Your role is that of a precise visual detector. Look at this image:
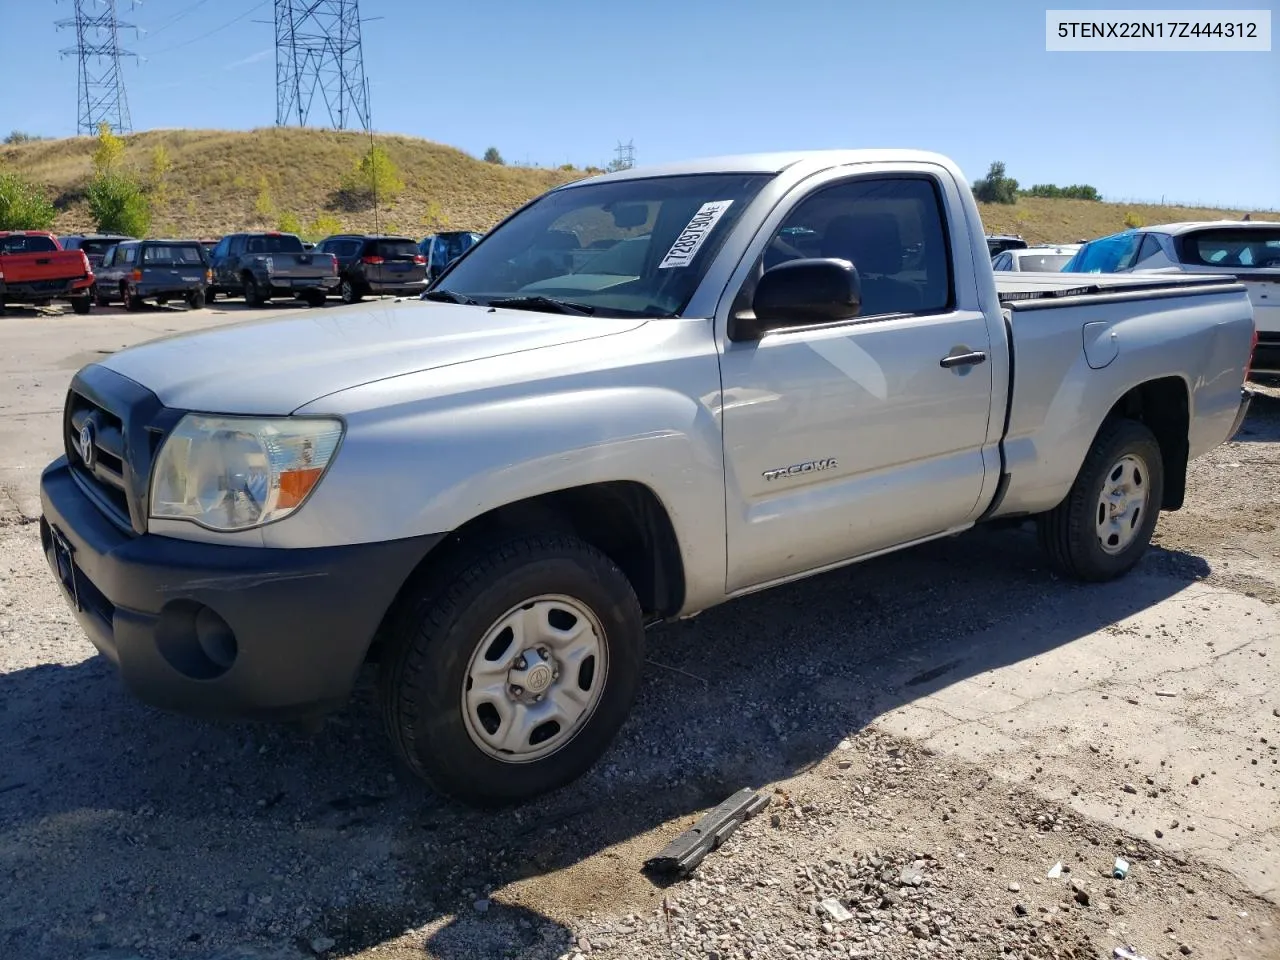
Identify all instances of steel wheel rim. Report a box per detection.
[461,594,608,764]
[1096,453,1149,555]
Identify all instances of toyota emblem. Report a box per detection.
[78,422,96,470]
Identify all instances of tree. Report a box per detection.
[86,122,150,236]
[482,146,504,165]
[305,212,342,242]
[0,172,56,230]
[972,160,1019,205]
[338,144,404,207]
[277,211,303,235]
[254,174,276,221]
[1026,183,1101,201]
[4,131,45,145]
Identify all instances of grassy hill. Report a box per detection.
[1,127,1272,242]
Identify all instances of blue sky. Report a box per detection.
[5,0,1278,208]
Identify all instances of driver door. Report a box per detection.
[718,171,999,592]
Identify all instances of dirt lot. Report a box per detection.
[1,300,1277,960]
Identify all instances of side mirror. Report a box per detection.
[730,258,862,341]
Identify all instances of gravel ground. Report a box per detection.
[1,306,1277,960]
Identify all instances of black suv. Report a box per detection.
[59,234,135,270]
[314,234,428,304]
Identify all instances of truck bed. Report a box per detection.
[995,271,1239,305]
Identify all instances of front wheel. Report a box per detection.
[340,278,363,304]
[1036,418,1164,582]
[378,535,645,807]
[187,290,206,310]
[243,275,263,306]
[122,284,141,312]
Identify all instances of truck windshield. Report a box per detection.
[0,234,57,254]
[432,173,773,318]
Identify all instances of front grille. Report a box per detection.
[62,365,179,536]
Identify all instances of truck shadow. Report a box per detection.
[0,527,1213,959]
[1234,386,1280,443]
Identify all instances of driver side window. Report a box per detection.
[752,177,954,318]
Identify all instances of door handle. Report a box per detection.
[940,350,987,369]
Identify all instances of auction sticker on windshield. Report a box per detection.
[658,200,734,269]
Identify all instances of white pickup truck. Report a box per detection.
[40,149,1256,806]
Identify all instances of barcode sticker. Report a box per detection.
[658,200,734,269]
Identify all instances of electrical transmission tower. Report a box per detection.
[274,0,370,130]
[57,0,139,135]
[613,140,636,170]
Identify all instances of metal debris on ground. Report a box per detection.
[643,787,770,877]
[818,898,853,923]
[1114,856,1130,879]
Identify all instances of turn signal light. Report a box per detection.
[130,269,142,281]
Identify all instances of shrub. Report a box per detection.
[305,212,342,241]
[1123,212,1145,229]
[483,146,504,165]
[0,172,57,230]
[91,122,125,175]
[4,131,46,145]
[1026,183,1102,201]
[972,161,1019,205]
[277,211,303,234]
[337,145,404,207]
[254,175,275,220]
[87,172,152,236]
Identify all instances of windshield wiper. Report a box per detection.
[487,295,596,316]
[422,289,482,305]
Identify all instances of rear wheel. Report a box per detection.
[122,284,141,312]
[243,274,263,306]
[1036,418,1164,582]
[69,295,91,315]
[340,278,363,304]
[378,534,645,807]
[187,290,206,310]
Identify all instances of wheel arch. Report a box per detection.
[1102,375,1190,510]
[366,480,686,662]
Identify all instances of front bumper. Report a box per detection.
[40,456,443,720]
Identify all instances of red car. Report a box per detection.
[0,231,96,315]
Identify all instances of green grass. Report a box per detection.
[0,127,1272,241]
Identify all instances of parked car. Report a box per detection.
[992,244,1081,272]
[93,239,211,311]
[59,234,135,271]
[315,234,429,303]
[0,231,94,315]
[206,231,338,307]
[1063,221,1279,377]
[39,149,1256,807]
[986,234,1028,257]
[419,230,483,282]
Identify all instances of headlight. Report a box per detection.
[150,415,344,531]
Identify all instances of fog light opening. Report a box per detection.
[156,600,239,680]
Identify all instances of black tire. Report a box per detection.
[378,534,645,807]
[69,295,91,315]
[122,284,141,312]
[206,288,218,303]
[339,278,363,304]
[300,290,326,308]
[1036,418,1164,582]
[187,290,206,310]
[243,274,262,306]
[93,284,111,307]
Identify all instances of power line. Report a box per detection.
[143,0,216,39]
[145,0,270,58]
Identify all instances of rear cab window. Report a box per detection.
[1064,232,1142,273]
[0,234,58,254]
[245,234,304,254]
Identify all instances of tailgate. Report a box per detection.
[272,252,333,278]
[0,251,87,282]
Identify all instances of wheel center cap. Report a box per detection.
[525,664,553,693]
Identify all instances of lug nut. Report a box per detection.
[552,671,559,681]
[533,694,543,703]
[510,685,523,696]
[515,657,527,670]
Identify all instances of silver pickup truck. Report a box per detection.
[39,150,1255,807]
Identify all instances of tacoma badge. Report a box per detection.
[762,458,838,481]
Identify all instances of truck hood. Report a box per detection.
[99,300,648,414]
